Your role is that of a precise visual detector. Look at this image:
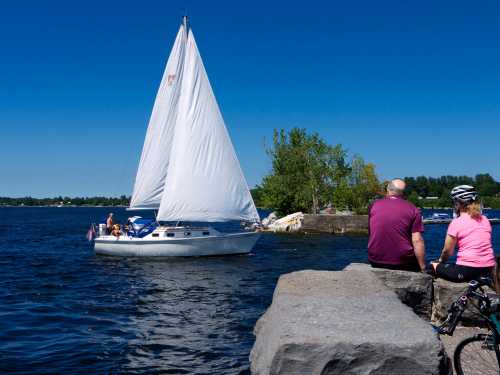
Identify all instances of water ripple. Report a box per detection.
[1,207,498,373]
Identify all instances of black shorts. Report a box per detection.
[370,259,421,272]
[435,263,493,282]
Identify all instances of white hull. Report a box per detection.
[94,231,260,257]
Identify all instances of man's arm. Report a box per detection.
[412,232,426,271]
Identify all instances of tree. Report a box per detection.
[438,189,452,208]
[250,186,264,208]
[402,173,500,208]
[349,155,381,213]
[260,128,350,215]
[407,191,420,206]
[259,128,380,215]
[331,178,352,211]
[475,174,498,197]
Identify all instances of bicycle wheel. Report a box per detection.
[454,334,500,375]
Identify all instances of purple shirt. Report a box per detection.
[368,196,424,265]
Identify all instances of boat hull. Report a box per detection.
[94,231,260,257]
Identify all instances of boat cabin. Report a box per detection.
[150,226,219,239]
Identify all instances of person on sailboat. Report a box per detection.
[106,213,114,234]
[93,16,261,257]
[111,224,122,238]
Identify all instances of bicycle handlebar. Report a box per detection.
[436,277,495,335]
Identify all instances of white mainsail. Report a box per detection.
[95,18,261,258]
[129,25,187,209]
[156,24,259,222]
[130,18,258,222]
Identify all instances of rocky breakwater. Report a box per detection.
[263,213,368,235]
[344,263,433,319]
[250,269,449,375]
[301,214,368,235]
[432,277,496,324]
[345,263,495,326]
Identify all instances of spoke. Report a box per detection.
[457,339,499,375]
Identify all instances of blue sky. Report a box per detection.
[1,0,499,197]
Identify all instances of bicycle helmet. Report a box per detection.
[450,185,478,203]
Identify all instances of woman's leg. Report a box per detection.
[435,263,493,282]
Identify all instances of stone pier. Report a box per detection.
[250,263,494,374]
[250,269,449,375]
[300,214,368,235]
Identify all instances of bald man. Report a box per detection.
[368,179,426,272]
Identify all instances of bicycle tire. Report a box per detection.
[454,334,500,375]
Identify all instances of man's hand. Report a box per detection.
[412,232,426,271]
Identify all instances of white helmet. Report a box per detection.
[450,185,478,203]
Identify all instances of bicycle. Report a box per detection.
[436,276,500,375]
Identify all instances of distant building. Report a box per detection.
[418,196,439,200]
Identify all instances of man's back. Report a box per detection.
[368,196,424,266]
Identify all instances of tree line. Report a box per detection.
[404,174,500,209]
[0,196,130,206]
[251,128,380,215]
[251,128,500,214]
[3,128,500,213]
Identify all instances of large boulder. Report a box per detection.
[262,212,278,227]
[250,270,449,375]
[344,263,433,319]
[431,278,495,325]
[268,212,304,233]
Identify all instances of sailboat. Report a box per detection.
[94,16,261,257]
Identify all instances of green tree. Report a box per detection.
[438,189,452,208]
[260,128,349,214]
[476,173,498,197]
[259,128,380,215]
[331,178,352,211]
[349,155,381,213]
[403,174,500,208]
[250,186,264,207]
[407,191,420,206]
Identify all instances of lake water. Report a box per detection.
[1,207,499,374]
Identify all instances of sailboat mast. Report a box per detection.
[183,15,188,32]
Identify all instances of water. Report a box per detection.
[1,207,499,374]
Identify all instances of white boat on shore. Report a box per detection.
[93,16,260,257]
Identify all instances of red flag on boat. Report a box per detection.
[86,225,96,241]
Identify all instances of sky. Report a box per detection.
[1,0,499,197]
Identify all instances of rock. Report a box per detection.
[431,278,495,325]
[250,270,448,375]
[268,212,304,233]
[344,263,433,319]
[262,212,278,227]
[319,206,336,215]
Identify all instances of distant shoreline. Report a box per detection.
[1,205,496,212]
[0,205,130,208]
[0,196,131,207]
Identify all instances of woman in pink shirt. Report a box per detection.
[431,185,496,282]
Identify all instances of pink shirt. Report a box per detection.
[447,213,495,268]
